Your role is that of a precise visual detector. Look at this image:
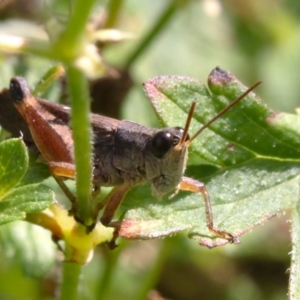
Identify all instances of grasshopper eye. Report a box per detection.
[151,131,176,158]
[174,127,190,142]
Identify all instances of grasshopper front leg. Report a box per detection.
[95,185,131,248]
[9,77,88,223]
[178,177,240,244]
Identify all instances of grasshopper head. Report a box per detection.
[145,126,190,198]
[145,80,262,199]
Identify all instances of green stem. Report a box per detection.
[96,242,126,300]
[289,204,300,299]
[135,240,170,300]
[0,0,97,61]
[124,0,186,68]
[32,65,65,96]
[60,262,82,300]
[66,66,93,225]
[104,0,124,28]
[53,0,98,60]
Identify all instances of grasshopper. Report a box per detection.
[8,76,260,246]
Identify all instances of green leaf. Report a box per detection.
[119,67,300,247]
[19,162,50,186]
[290,204,300,298]
[32,64,64,97]
[0,221,56,277]
[121,159,299,245]
[0,184,54,224]
[18,150,51,186]
[0,138,53,225]
[266,108,300,142]
[0,139,28,198]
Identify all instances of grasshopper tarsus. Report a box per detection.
[230,235,240,244]
[105,222,122,250]
[86,223,97,234]
[71,211,97,234]
[208,226,240,244]
[107,239,119,250]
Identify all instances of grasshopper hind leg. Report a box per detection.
[49,161,98,230]
[49,161,77,213]
[178,176,240,245]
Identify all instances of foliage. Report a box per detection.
[0,0,299,299]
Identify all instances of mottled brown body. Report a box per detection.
[6,76,259,247]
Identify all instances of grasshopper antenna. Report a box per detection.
[185,81,262,146]
[177,102,196,148]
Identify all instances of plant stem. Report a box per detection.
[53,0,98,60]
[32,65,65,96]
[124,0,187,68]
[104,0,124,28]
[66,66,93,225]
[135,241,170,300]
[60,262,82,300]
[289,206,300,299]
[96,243,125,300]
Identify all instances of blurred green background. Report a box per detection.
[0,0,298,299]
